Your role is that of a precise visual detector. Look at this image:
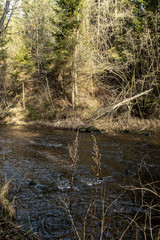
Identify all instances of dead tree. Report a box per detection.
[91,89,153,122]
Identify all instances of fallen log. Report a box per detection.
[91,88,153,122]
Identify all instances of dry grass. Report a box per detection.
[0,181,37,240]
[68,131,79,166]
[0,181,15,219]
[4,115,159,137]
[21,118,86,130]
[92,135,101,179]
[94,117,160,133]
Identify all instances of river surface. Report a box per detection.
[0,125,160,239]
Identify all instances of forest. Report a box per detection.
[0,0,160,131]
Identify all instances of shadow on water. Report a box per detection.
[0,125,160,239]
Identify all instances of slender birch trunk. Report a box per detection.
[72,9,79,110]
[22,81,25,111]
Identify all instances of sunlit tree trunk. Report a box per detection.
[97,0,100,36]
[0,0,10,33]
[72,35,78,110]
[0,0,18,34]
[22,81,25,111]
[35,1,40,75]
[72,8,79,110]
[115,0,117,18]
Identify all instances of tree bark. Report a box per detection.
[0,0,18,34]
[22,81,25,111]
[0,1,10,33]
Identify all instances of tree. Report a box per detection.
[76,0,159,117]
[53,0,82,110]
[21,0,55,75]
[0,0,19,108]
[3,0,55,115]
[0,0,18,34]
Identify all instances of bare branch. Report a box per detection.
[0,0,19,34]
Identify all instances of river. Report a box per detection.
[0,125,160,239]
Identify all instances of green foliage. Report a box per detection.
[13,47,34,71]
[53,0,81,62]
[0,43,7,62]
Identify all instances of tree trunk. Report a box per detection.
[0,1,10,33]
[72,9,79,110]
[97,0,100,36]
[22,81,25,111]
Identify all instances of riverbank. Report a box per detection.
[94,117,160,134]
[1,115,160,135]
[0,182,37,240]
[0,217,37,240]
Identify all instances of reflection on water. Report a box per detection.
[0,125,160,239]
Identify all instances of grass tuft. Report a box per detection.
[0,181,15,220]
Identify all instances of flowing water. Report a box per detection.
[0,125,160,239]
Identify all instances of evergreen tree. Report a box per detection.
[53,0,82,109]
[53,0,81,62]
[21,0,54,75]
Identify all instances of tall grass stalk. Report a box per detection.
[92,135,101,180]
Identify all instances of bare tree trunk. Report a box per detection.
[0,0,18,34]
[72,9,79,111]
[37,30,40,75]
[97,0,100,36]
[22,81,25,111]
[46,76,55,110]
[156,11,159,72]
[36,28,40,75]
[115,0,117,18]
[0,1,10,33]
[72,46,78,110]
